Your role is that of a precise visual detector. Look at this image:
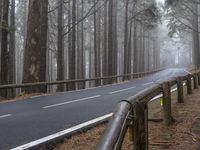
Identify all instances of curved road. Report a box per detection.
[0,68,190,149]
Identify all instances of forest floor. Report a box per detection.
[53,88,200,150]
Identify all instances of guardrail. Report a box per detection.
[96,72,200,150]
[0,69,162,98]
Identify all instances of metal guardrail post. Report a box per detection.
[162,81,175,126]
[176,77,184,103]
[193,73,198,89]
[186,75,192,94]
[134,101,148,150]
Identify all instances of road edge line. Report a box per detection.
[11,113,113,150]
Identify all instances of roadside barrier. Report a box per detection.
[96,72,200,150]
[0,69,163,98]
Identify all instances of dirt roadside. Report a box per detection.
[52,88,200,150]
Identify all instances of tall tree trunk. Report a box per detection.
[113,0,118,76]
[192,4,200,68]
[8,0,16,98]
[147,30,150,71]
[141,26,145,72]
[138,25,141,72]
[108,0,113,78]
[108,0,117,83]
[76,0,80,88]
[57,0,65,91]
[103,0,108,84]
[79,0,85,89]
[97,8,101,82]
[16,0,27,95]
[68,0,76,90]
[89,20,94,87]
[76,0,85,89]
[23,0,48,93]
[128,18,132,74]
[153,38,157,70]
[0,0,2,48]
[0,0,9,98]
[123,0,129,79]
[68,0,72,89]
[133,21,137,73]
[94,0,101,86]
[132,1,138,73]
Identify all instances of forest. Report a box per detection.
[0,0,198,99]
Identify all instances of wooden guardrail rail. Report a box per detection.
[96,72,200,150]
[0,69,162,98]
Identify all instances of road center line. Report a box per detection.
[109,86,136,94]
[143,82,154,86]
[31,95,43,99]
[43,95,101,109]
[0,114,12,119]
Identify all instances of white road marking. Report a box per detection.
[150,88,177,102]
[150,82,188,102]
[109,86,136,94]
[0,114,12,119]
[156,79,163,82]
[171,87,177,92]
[184,69,192,74]
[150,94,163,101]
[60,80,132,94]
[31,95,43,99]
[43,95,101,109]
[143,82,154,86]
[11,113,113,150]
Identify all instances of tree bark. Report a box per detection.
[103,0,108,84]
[23,0,48,93]
[68,0,76,90]
[108,0,113,78]
[77,0,85,89]
[192,4,200,68]
[94,0,101,86]
[133,18,138,73]
[76,0,85,89]
[0,0,2,48]
[108,0,118,83]
[79,0,85,88]
[147,30,150,71]
[113,0,118,77]
[123,0,129,79]
[8,0,16,98]
[128,22,132,74]
[141,27,145,72]
[57,0,65,91]
[0,0,9,98]
[67,0,72,90]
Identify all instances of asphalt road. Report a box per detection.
[0,68,189,150]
